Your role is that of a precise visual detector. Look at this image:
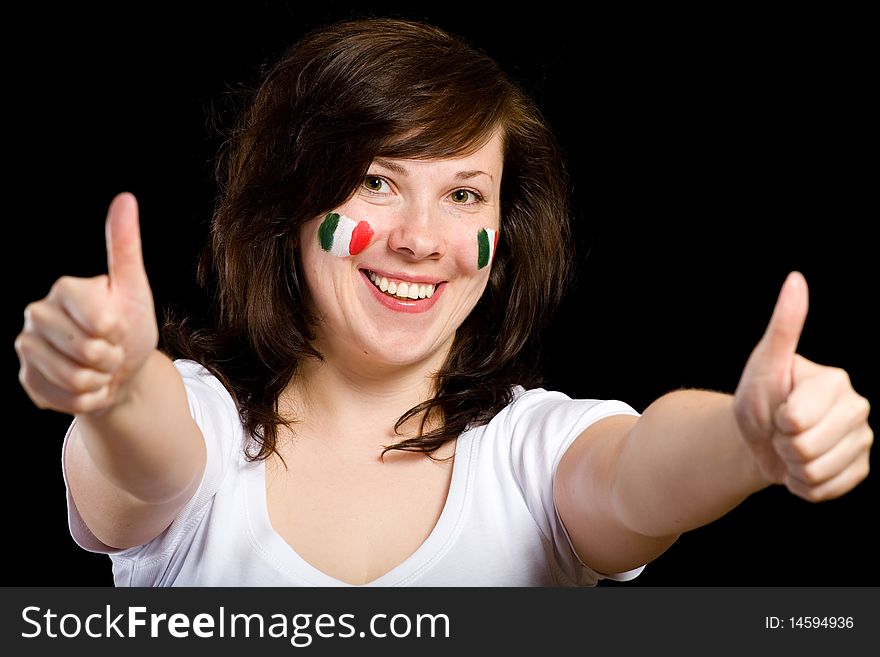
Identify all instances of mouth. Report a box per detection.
[360,269,445,313]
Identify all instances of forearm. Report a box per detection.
[72,349,204,504]
[612,389,770,538]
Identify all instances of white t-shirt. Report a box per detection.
[63,359,645,586]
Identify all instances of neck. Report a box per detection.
[280,345,448,457]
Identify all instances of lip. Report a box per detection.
[360,269,445,314]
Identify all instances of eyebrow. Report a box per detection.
[373,158,494,182]
[455,169,493,181]
[373,158,408,175]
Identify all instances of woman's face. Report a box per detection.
[299,131,503,371]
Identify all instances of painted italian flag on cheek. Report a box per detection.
[318,213,374,257]
[477,227,499,269]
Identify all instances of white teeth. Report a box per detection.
[365,270,436,300]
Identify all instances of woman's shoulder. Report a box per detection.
[173,357,216,379]
[472,385,639,456]
[172,358,239,415]
[501,385,639,424]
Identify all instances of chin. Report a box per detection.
[361,344,442,368]
[347,328,450,370]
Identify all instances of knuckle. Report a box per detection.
[784,408,805,433]
[832,367,851,387]
[23,301,39,326]
[788,437,813,462]
[51,276,74,296]
[71,390,107,416]
[69,369,96,392]
[79,339,105,366]
[799,462,822,486]
[69,395,94,415]
[97,344,124,371]
[14,333,33,358]
[92,311,119,337]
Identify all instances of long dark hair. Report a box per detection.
[162,18,573,460]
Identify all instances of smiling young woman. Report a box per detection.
[15,17,871,588]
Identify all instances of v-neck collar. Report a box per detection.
[243,431,475,586]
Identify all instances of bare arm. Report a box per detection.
[66,350,205,549]
[555,391,765,574]
[555,272,872,575]
[17,193,205,549]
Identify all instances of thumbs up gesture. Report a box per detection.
[732,272,872,501]
[16,193,158,415]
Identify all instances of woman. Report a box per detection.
[15,18,871,586]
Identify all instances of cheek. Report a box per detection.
[317,212,374,258]
[447,226,500,274]
[476,227,499,270]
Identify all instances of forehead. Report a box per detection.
[374,130,504,181]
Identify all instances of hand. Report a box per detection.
[732,271,872,501]
[15,193,158,415]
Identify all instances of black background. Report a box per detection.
[6,3,876,586]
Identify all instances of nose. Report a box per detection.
[386,204,446,261]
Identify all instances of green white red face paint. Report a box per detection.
[477,228,498,269]
[319,212,374,257]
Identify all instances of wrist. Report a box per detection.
[82,349,163,421]
[725,395,776,494]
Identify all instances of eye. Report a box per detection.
[449,189,483,204]
[362,175,390,193]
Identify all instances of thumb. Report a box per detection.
[755,271,809,369]
[105,192,149,294]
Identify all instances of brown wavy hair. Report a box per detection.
[162,17,573,460]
